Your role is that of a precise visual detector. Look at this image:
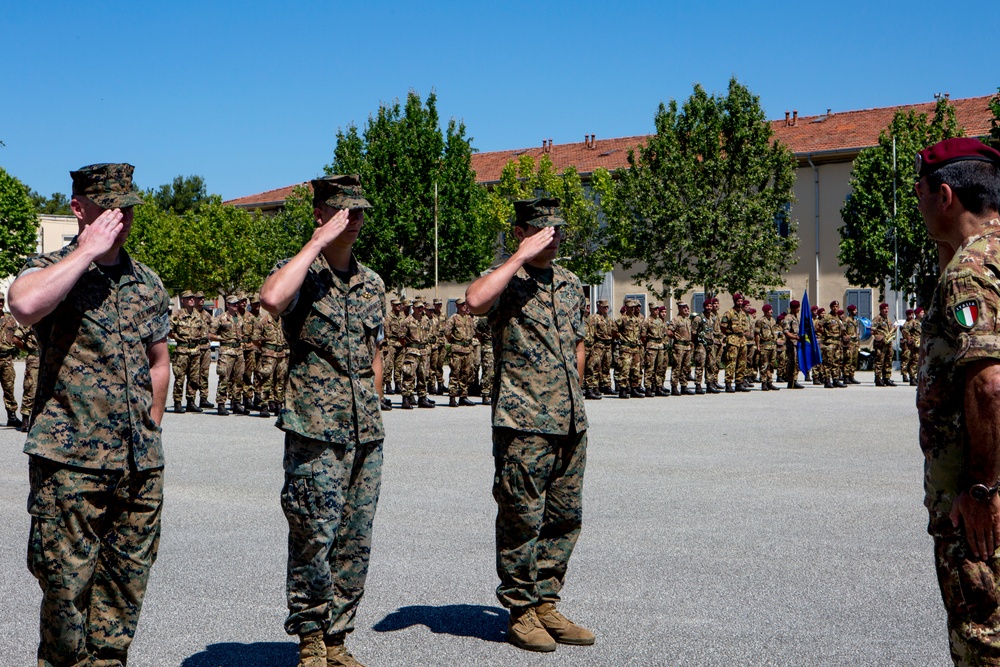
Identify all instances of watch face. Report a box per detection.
[971,485,991,502]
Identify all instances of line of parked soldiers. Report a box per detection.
[583,294,919,399]
[169,290,289,417]
[382,296,494,410]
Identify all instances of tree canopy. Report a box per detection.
[328,90,499,293]
[606,78,798,300]
[152,175,208,214]
[28,190,72,215]
[0,167,40,278]
[838,98,962,308]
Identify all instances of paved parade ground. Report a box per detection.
[0,365,950,666]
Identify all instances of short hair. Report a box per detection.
[926,160,1000,215]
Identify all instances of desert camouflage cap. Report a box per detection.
[70,163,144,209]
[456,297,466,305]
[251,292,260,302]
[596,299,609,307]
[433,298,443,305]
[390,299,400,306]
[514,197,566,228]
[180,290,196,299]
[194,291,205,298]
[624,298,639,307]
[401,299,411,307]
[311,174,372,210]
[226,295,240,305]
[413,298,426,308]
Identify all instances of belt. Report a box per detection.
[408,342,427,349]
[263,343,281,351]
[175,341,200,349]
[221,341,241,348]
[619,342,638,348]
[199,338,209,345]
[0,349,15,358]
[646,337,662,342]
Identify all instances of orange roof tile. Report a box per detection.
[225,95,997,208]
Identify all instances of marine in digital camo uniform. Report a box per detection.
[913,138,1000,666]
[14,321,39,431]
[260,174,386,667]
[11,163,171,667]
[170,289,204,413]
[0,294,23,427]
[465,197,595,654]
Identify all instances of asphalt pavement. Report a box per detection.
[0,365,949,666]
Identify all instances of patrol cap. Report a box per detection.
[401,298,411,307]
[390,299,400,306]
[678,302,689,309]
[413,299,426,308]
[513,197,565,228]
[251,292,260,303]
[180,290,196,299]
[194,291,205,299]
[596,299,609,307]
[433,298,443,305]
[624,298,639,307]
[762,304,772,312]
[916,137,1000,180]
[70,163,144,209]
[225,295,240,305]
[456,297,466,306]
[789,299,800,308]
[311,174,372,210]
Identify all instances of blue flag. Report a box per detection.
[798,290,822,373]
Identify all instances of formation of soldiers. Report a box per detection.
[584,294,909,398]
[382,296,493,409]
[169,289,289,417]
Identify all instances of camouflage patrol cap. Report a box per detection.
[251,292,260,303]
[456,297,466,306]
[678,302,689,309]
[624,298,639,307]
[194,291,205,299]
[401,299,411,307]
[311,174,372,210]
[413,298,426,308]
[513,197,566,228]
[390,299,400,306]
[180,290,196,299]
[70,163,144,209]
[596,299,609,307]
[433,298,443,305]
[226,295,240,305]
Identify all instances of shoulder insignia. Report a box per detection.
[954,300,979,329]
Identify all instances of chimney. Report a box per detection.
[549,138,553,152]
[590,134,596,148]
[792,110,798,126]
[784,111,790,126]
[827,108,832,116]
[542,139,548,153]
[584,134,589,147]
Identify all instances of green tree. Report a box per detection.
[27,190,72,215]
[0,167,40,277]
[607,78,798,300]
[153,175,208,214]
[486,154,617,285]
[839,98,962,308]
[990,87,1000,146]
[328,90,498,292]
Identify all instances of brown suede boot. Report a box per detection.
[324,637,364,667]
[507,607,556,652]
[535,602,596,646]
[297,631,326,667]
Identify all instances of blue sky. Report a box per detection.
[2,1,996,202]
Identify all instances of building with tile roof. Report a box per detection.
[225,94,997,323]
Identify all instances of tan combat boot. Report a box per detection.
[324,637,365,667]
[535,602,596,646]
[298,631,326,667]
[507,606,557,652]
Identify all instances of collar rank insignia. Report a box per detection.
[954,300,979,329]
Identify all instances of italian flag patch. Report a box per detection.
[954,300,979,329]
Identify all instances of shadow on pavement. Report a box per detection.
[372,603,508,642]
[180,642,298,667]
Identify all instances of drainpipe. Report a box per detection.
[806,154,819,303]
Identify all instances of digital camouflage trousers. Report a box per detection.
[28,457,162,667]
[281,432,383,640]
[492,427,587,610]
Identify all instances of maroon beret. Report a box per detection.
[816,307,825,314]
[915,307,925,314]
[879,302,889,309]
[732,292,743,301]
[836,309,844,316]
[847,304,857,312]
[906,308,914,315]
[789,300,800,308]
[762,304,772,311]
[917,138,1000,179]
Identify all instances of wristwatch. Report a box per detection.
[969,481,1000,502]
